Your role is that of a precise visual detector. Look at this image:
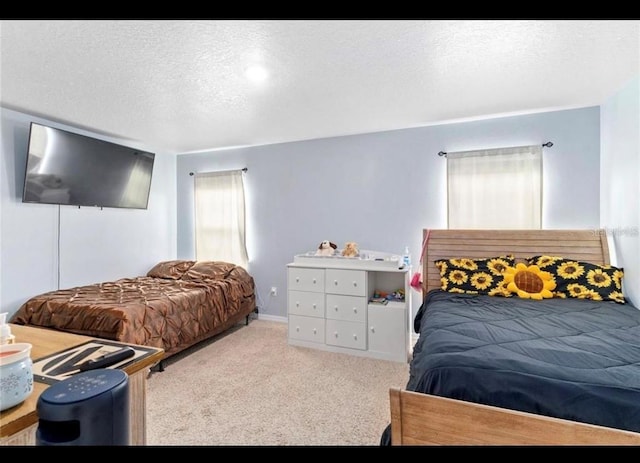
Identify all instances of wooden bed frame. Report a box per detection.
[389,229,640,445]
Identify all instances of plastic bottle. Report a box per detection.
[403,246,411,268]
[0,312,15,345]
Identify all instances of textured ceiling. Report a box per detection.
[1,19,638,155]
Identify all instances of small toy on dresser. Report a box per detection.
[315,240,337,256]
[341,242,359,257]
[370,289,405,304]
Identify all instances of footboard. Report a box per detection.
[389,388,640,445]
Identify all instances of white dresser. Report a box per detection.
[287,256,411,363]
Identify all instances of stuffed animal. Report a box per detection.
[341,242,359,258]
[316,240,337,256]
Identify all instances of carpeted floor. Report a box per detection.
[146,319,410,446]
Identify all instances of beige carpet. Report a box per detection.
[146,319,409,446]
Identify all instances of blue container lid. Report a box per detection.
[39,369,127,405]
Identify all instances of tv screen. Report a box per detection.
[22,122,155,209]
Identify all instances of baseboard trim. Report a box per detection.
[257,313,287,323]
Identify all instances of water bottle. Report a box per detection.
[403,246,411,268]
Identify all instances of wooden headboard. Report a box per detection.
[422,229,610,294]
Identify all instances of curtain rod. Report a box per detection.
[438,142,553,158]
[189,167,247,176]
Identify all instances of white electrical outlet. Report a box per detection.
[270,287,277,296]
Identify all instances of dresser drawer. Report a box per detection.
[325,269,366,296]
[325,294,366,323]
[325,319,366,350]
[288,267,325,293]
[288,290,325,318]
[289,315,325,344]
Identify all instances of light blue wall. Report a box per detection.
[0,105,603,321]
[0,108,177,318]
[601,76,640,307]
[176,107,601,319]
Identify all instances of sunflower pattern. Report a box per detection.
[612,269,623,288]
[557,261,585,280]
[470,272,493,291]
[587,268,612,288]
[530,255,559,268]
[435,255,515,295]
[450,258,478,270]
[487,257,513,276]
[527,255,625,304]
[488,280,512,297]
[449,270,468,285]
[567,283,590,298]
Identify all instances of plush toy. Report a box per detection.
[316,240,337,256]
[341,242,359,258]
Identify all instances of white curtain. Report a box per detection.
[194,170,248,268]
[447,145,542,229]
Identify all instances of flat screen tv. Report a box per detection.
[22,122,155,209]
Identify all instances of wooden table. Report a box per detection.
[0,324,164,446]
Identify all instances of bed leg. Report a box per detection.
[247,307,258,325]
[246,314,249,325]
[158,360,165,372]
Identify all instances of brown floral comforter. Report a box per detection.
[10,261,256,359]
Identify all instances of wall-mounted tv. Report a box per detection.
[22,122,155,209]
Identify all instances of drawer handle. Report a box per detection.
[370,326,375,333]
[295,277,300,282]
[296,326,300,332]
[313,328,317,334]
[334,280,338,285]
[353,308,357,313]
[313,278,317,284]
[296,301,300,307]
[352,281,357,287]
[334,305,338,311]
[353,334,358,340]
[334,331,338,338]
[312,303,316,309]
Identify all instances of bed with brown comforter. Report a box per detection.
[10,260,256,362]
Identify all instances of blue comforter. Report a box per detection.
[381,290,640,444]
[406,291,640,432]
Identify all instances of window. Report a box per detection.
[194,170,248,268]
[447,145,542,229]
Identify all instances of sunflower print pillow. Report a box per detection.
[527,255,625,304]
[434,255,515,296]
[503,263,556,300]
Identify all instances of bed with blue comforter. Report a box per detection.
[382,229,640,445]
[382,288,640,445]
[407,290,640,432]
